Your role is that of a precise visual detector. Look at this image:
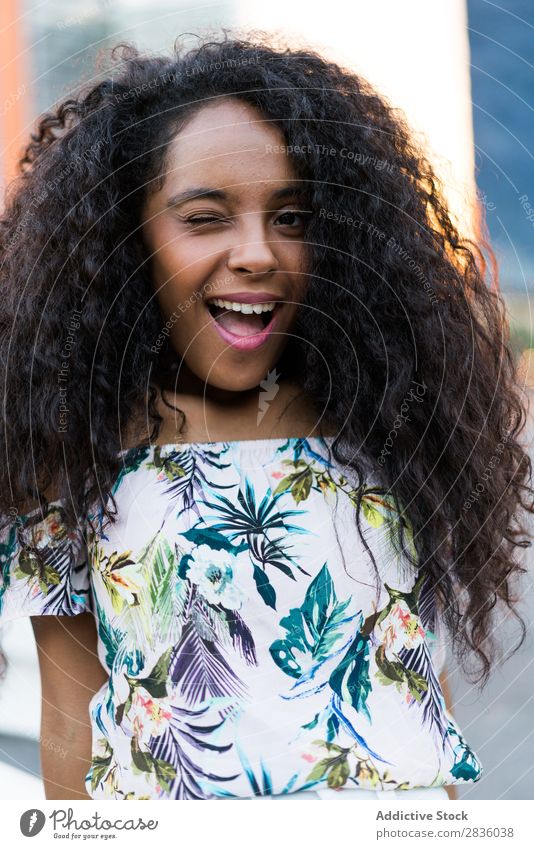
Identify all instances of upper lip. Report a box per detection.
[206,291,284,305]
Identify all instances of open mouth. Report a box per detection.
[206,298,280,337]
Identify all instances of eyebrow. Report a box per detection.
[166,184,306,208]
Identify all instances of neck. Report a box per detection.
[157,356,298,408]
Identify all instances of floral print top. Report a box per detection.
[0,436,482,799]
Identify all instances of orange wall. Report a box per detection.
[0,0,31,196]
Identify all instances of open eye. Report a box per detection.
[274,210,312,228]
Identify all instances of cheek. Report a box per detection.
[280,242,308,284]
[151,245,217,315]
[145,217,211,286]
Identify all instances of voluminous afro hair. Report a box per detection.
[0,34,532,686]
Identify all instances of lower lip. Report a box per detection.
[207,305,280,351]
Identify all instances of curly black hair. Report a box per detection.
[0,33,532,686]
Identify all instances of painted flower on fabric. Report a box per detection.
[186,544,244,609]
[94,546,144,610]
[377,601,425,654]
[128,687,173,746]
[44,511,65,539]
[93,736,111,759]
[123,792,153,800]
[28,508,67,546]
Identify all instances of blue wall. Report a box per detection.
[467,0,534,290]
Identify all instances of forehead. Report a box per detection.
[162,99,298,193]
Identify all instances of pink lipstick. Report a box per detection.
[206,295,282,351]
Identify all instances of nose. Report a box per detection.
[226,215,279,276]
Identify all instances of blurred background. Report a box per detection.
[0,0,532,800]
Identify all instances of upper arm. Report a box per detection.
[30,613,108,799]
[31,613,108,724]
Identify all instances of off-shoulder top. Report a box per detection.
[0,436,482,799]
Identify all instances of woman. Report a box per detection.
[0,35,531,801]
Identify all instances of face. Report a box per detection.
[141,99,310,396]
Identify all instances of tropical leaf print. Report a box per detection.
[201,477,308,547]
[92,545,142,614]
[394,628,480,780]
[131,531,187,646]
[286,437,336,466]
[148,446,188,481]
[105,648,235,800]
[114,647,173,726]
[195,740,311,799]
[358,576,432,710]
[375,644,428,701]
[179,526,249,567]
[358,489,418,562]
[272,456,346,505]
[148,444,235,521]
[130,736,177,795]
[268,562,386,762]
[305,740,351,788]
[168,588,248,707]
[368,570,481,782]
[0,523,18,609]
[251,561,276,609]
[1,435,483,800]
[447,723,482,781]
[149,702,240,799]
[140,533,176,615]
[0,505,90,615]
[329,632,373,721]
[248,532,300,579]
[113,447,151,496]
[397,641,447,739]
[14,545,58,595]
[94,601,144,674]
[304,739,410,791]
[269,438,357,504]
[176,544,257,668]
[195,478,312,609]
[272,458,315,503]
[270,446,419,568]
[88,738,124,797]
[269,563,357,675]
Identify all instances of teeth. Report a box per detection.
[208,298,276,314]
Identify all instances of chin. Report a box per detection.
[206,364,274,394]
[208,375,264,394]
